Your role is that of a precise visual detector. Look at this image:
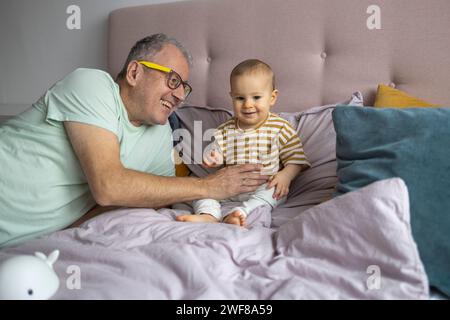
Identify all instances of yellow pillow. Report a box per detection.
[175,163,190,177]
[173,151,191,177]
[374,84,438,108]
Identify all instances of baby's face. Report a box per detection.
[230,73,278,130]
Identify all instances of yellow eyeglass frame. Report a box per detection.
[137,60,192,98]
[138,60,172,73]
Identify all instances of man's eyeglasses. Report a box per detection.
[138,60,192,99]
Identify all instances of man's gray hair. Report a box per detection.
[116,33,192,80]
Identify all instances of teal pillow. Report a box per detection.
[332,106,450,296]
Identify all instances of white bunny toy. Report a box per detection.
[0,250,60,300]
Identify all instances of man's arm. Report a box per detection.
[64,121,268,208]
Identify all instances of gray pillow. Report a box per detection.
[174,105,232,177]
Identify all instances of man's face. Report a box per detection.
[132,44,190,126]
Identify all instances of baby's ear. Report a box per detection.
[270,89,279,106]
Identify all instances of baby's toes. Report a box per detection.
[239,215,247,227]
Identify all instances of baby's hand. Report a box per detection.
[203,150,223,168]
[267,172,291,200]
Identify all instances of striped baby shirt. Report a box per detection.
[212,113,310,175]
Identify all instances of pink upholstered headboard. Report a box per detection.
[108,0,450,112]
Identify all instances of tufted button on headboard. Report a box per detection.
[108,0,450,112]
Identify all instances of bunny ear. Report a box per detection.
[35,252,47,261]
[47,250,60,267]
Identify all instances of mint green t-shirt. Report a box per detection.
[0,68,175,247]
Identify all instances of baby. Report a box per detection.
[177,59,310,226]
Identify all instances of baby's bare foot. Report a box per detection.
[176,213,218,223]
[223,211,246,227]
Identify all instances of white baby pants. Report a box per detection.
[192,183,285,220]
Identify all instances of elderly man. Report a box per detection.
[0,34,267,247]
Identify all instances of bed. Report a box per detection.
[1,0,450,300]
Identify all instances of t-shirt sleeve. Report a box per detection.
[278,123,311,167]
[44,69,120,136]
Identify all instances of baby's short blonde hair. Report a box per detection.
[230,59,275,90]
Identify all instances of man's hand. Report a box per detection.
[203,164,269,200]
